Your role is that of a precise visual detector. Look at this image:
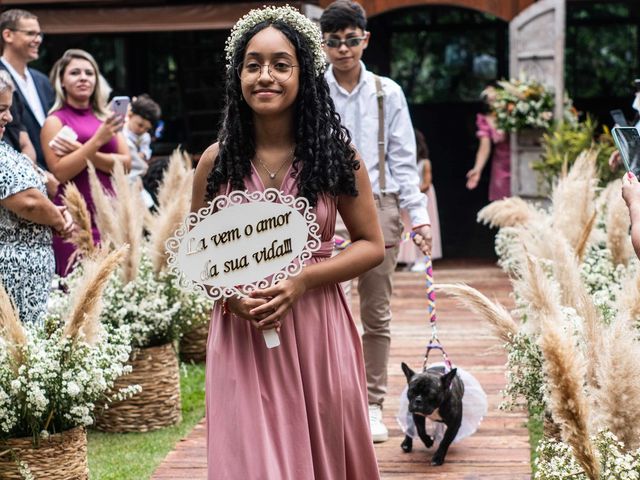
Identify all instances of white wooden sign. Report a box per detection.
[167,188,321,348]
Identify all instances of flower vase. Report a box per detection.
[94,342,182,432]
[0,427,88,479]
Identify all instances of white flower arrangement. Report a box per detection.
[0,323,136,440]
[579,243,627,322]
[225,5,326,76]
[50,252,210,349]
[500,332,546,411]
[492,77,577,133]
[0,247,140,446]
[57,151,212,352]
[535,430,640,479]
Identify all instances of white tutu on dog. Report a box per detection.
[396,363,488,444]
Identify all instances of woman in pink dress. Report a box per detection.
[40,49,130,276]
[466,84,511,201]
[190,7,384,479]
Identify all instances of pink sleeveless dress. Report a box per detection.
[206,164,380,480]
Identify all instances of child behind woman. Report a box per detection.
[124,94,161,208]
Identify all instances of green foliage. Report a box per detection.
[532,117,619,189]
[87,362,206,480]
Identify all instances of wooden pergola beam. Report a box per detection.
[317,0,536,21]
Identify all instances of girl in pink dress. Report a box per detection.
[466,85,511,201]
[190,7,383,479]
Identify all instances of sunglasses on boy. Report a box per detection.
[322,35,367,49]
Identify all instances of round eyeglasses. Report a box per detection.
[322,36,366,49]
[236,62,299,84]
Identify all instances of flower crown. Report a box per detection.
[225,5,326,77]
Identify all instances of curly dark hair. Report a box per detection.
[205,20,359,207]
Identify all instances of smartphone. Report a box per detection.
[612,126,640,176]
[109,96,130,117]
[610,109,629,127]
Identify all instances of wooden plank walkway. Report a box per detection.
[152,260,531,479]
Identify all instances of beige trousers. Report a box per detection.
[334,194,403,406]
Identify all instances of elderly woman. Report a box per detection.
[0,70,73,324]
[41,49,130,276]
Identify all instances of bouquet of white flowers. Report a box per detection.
[0,248,134,441]
[535,430,640,479]
[50,252,210,349]
[493,77,574,133]
[55,150,209,433]
[0,248,137,479]
[59,150,211,350]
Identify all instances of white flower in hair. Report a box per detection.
[225,5,326,76]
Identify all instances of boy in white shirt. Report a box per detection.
[124,94,161,208]
[320,0,432,443]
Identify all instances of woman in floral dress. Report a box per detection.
[0,70,72,323]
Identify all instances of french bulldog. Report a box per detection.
[400,362,464,466]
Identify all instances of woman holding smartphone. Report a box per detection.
[41,49,130,276]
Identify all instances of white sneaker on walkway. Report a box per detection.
[368,404,389,443]
[411,260,427,272]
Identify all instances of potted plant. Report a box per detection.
[53,150,208,432]
[0,248,134,479]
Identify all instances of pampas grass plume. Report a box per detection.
[605,179,633,265]
[592,316,640,449]
[149,173,193,274]
[436,283,518,344]
[109,162,145,283]
[539,317,600,480]
[64,245,128,344]
[147,149,193,274]
[87,162,119,248]
[477,197,541,228]
[0,282,26,365]
[61,182,96,258]
[551,149,597,251]
[512,255,561,333]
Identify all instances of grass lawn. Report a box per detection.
[88,362,206,480]
[528,407,543,475]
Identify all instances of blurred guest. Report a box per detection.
[125,94,161,208]
[398,129,442,270]
[41,49,130,276]
[466,83,511,201]
[0,70,72,323]
[0,8,54,166]
[622,171,640,259]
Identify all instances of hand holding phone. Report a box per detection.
[612,126,640,176]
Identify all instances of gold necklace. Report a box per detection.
[255,148,294,180]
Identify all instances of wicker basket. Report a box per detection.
[179,322,209,363]
[0,427,88,479]
[94,342,182,432]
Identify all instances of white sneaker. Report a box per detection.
[368,404,389,443]
[411,260,427,272]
